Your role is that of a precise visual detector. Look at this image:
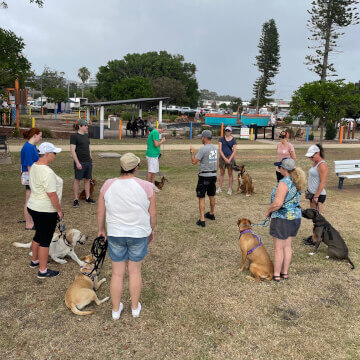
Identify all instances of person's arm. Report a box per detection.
[70,144,82,170]
[314,163,328,203]
[148,193,156,242]
[154,138,166,147]
[46,192,63,220]
[229,141,237,162]
[97,192,106,239]
[218,141,226,161]
[289,143,296,161]
[190,145,200,165]
[265,182,288,218]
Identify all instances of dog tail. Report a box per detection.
[12,242,31,248]
[347,257,355,270]
[70,303,94,316]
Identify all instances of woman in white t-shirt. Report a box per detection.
[27,142,63,279]
[97,153,156,320]
[276,131,296,181]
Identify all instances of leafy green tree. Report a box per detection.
[44,87,67,105]
[219,103,227,109]
[151,77,187,105]
[83,88,98,103]
[230,97,243,112]
[252,19,280,108]
[110,76,153,100]
[31,67,66,93]
[290,80,360,143]
[0,28,32,89]
[306,0,359,81]
[78,66,90,97]
[1,0,43,8]
[96,51,199,106]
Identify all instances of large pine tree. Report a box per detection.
[252,19,280,108]
[306,0,359,81]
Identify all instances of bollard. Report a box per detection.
[250,127,254,141]
[32,117,35,128]
[66,119,69,125]
[306,125,310,142]
[190,122,193,139]
[55,109,57,121]
[75,119,78,125]
[29,106,31,119]
[156,121,159,129]
[339,126,344,144]
[220,122,224,137]
[4,113,6,125]
[41,107,44,120]
[119,119,122,140]
[78,110,81,119]
[83,110,86,119]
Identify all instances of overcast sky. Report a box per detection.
[2,0,359,100]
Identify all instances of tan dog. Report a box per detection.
[237,218,273,281]
[234,165,254,196]
[79,179,97,200]
[65,264,109,316]
[155,176,168,190]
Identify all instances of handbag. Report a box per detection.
[21,171,30,186]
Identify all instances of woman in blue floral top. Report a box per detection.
[266,158,305,282]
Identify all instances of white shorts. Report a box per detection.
[146,156,159,174]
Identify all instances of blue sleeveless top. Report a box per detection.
[270,176,301,220]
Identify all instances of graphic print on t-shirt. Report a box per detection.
[209,150,217,162]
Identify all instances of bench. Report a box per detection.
[0,135,8,152]
[334,160,360,189]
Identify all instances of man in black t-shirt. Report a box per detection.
[70,119,95,207]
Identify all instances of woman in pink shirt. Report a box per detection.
[276,131,296,181]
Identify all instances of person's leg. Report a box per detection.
[32,240,39,263]
[199,197,205,221]
[128,260,143,310]
[228,167,233,191]
[73,179,80,200]
[209,196,215,215]
[281,237,292,276]
[24,189,34,229]
[84,178,90,198]
[110,261,127,312]
[38,246,50,272]
[273,237,285,277]
[218,167,225,189]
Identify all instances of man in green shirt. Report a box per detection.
[146,124,166,189]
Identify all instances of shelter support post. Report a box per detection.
[158,101,163,124]
[87,108,90,123]
[100,106,104,140]
[139,104,143,119]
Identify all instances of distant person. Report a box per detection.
[146,124,166,191]
[20,128,42,230]
[70,119,96,207]
[27,142,63,279]
[138,118,145,137]
[276,131,296,182]
[190,130,218,227]
[131,118,138,138]
[217,126,237,195]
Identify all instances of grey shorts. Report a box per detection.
[270,218,301,240]
[74,161,92,180]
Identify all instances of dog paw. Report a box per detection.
[55,259,67,264]
[309,252,315,256]
[29,251,33,256]
[238,268,244,272]
[246,194,250,197]
[79,261,85,267]
[103,297,110,302]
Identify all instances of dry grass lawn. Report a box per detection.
[1,146,360,359]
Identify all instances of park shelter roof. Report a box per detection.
[84,97,169,107]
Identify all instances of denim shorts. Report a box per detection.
[107,236,148,262]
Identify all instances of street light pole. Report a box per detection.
[256,85,260,114]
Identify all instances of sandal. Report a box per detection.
[280,273,289,280]
[273,275,281,282]
[25,226,35,230]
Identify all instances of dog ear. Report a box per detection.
[314,209,319,217]
[237,218,241,226]
[66,229,74,244]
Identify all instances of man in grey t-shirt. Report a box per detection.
[190,130,218,227]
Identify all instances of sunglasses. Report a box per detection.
[52,152,57,155]
[279,135,286,139]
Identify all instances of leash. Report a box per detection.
[53,216,72,247]
[251,217,270,228]
[87,236,108,277]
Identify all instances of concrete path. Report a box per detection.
[8,142,360,152]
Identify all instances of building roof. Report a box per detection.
[84,97,169,107]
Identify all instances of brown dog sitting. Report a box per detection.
[154,176,168,190]
[234,164,254,196]
[65,263,109,316]
[237,217,274,281]
[79,179,97,200]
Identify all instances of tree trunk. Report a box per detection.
[81,84,84,98]
[320,17,332,82]
[319,118,325,145]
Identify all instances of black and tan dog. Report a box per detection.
[155,176,168,190]
[302,208,355,269]
[79,179,97,200]
[237,218,274,281]
[233,164,254,196]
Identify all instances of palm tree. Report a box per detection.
[78,67,90,97]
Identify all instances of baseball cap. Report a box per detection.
[120,152,140,171]
[38,142,62,155]
[305,144,320,157]
[274,157,296,171]
[78,119,88,126]
[201,130,212,139]
[225,126,232,132]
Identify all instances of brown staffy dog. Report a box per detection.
[234,165,254,196]
[79,179,97,200]
[65,264,109,316]
[237,218,274,281]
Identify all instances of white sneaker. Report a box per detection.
[112,302,124,320]
[216,187,222,193]
[227,189,232,195]
[132,302,142,318]
[153,186,160,193]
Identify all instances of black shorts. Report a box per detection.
[74,161,93,180]
[27,208,58,248]
[25,185,31,190]
[196,176,217,198]
[270,218,301,240]
[315,195,326,204]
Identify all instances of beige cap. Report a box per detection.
[120,153,140,171]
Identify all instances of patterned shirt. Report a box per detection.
[270,176,301,220]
